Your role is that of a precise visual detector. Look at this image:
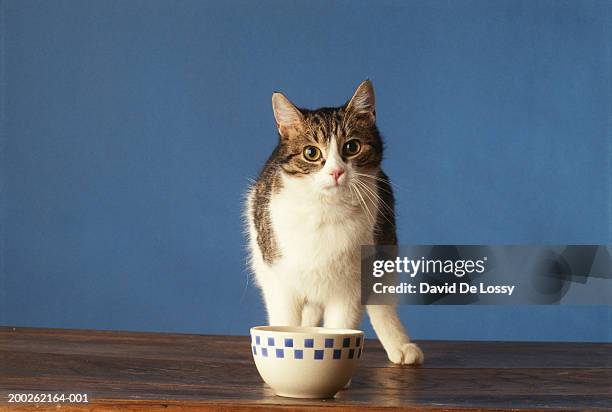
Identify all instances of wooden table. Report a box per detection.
[0,327,610,411]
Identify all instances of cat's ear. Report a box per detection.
[272,92,305,139]
[346,80,375,124]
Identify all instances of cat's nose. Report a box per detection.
[330,168,345,184]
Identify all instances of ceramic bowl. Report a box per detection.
[250,326,364,398]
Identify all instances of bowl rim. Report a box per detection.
[250,326,363,336]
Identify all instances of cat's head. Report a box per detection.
[271,80,383,198]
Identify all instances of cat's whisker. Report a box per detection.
[353,172,402,191]
[352,183,394,230]
[354,178,398,195]
[354,178,395,218]
[353,171,398,185]
[353,177,394,213]
[351,182,376,224]
[351,183,375,225]
[353,179,394,226]
[352,177,394,197]
[348,183,363,217]
[348,183,359,206]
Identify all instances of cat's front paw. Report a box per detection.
[387,342,424,365]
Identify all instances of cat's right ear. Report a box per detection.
[272,92,305,139]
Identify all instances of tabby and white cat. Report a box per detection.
[245,80,423,364]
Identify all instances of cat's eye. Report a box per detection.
[303,146,321,161]
[343,139,361,157]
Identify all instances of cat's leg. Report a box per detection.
[323,298,363,389]
[323,298,363,329]
[301,303,323,327]
[367,305,424,365]
[261,283,303,326]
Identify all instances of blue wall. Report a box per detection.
[1,0,610,341]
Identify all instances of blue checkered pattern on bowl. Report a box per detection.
[251,335,363,360]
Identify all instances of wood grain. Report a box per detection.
[0,327,610,411]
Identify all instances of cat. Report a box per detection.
[245,80,423,365]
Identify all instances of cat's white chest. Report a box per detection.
[267,182,374,296]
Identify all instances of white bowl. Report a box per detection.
[250,326,364,398]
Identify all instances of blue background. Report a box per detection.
[1,0,610,342]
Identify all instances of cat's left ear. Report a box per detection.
[346,80,376,124]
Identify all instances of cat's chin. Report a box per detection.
[322,184,341,191]
[316,184,351,200]
[319,184,348,195]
